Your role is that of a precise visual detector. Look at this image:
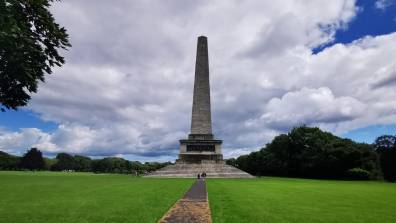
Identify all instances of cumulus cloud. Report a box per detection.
[0,128,57,155]
[261,87,366,130]
[2,0,396,160]
[0,124,183,157]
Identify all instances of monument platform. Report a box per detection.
[145,161,253,178]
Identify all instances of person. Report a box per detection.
[197,173,200,179]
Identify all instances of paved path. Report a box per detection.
[158,179,212,223]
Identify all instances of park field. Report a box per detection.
[0,171,192,223]
[1,172,396,223]
[207,177,396,223]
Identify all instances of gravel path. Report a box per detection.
[158,179,212,223]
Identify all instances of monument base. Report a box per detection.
[177,154,223,163]
[144,133,253,178]
[178,134,223,163]
[144,162,254,178]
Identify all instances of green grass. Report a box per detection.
[0,171,193,223]
[2,172,395,223]
[208,177,396,223]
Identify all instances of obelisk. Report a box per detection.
[178,36,223,163]
[191,36,212,136]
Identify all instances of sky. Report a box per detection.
[1,0,396,162]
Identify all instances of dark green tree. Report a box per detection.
[0,150,20,170]
[374,135,396,182]
[142,162,171,173]
[51,152,75,171]
[0,0,71,111]
[91,157,132,174]
[130,161,144,175]
[233,126,379,180]
[43,157,57,170]
[73,155,92,172]
[20,148,45,170]
[225,158,237,167]
[374,135,396,150]
[91,158,170,175]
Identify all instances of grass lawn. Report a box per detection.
[0,171,193,223]
[208,177,396,223]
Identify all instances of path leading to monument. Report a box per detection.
[158,179,212,223]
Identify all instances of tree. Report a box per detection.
[0,150,20,170]
[374,135,396,150]
[20,148,44,170]
[73,155,92,172]
[43,157,57,170]
[142,162,167,173]
[374,135,396,182]
[233,126,379,180]
[130,161,144,175]
[225,158,237,167]
[0,0,71,111]
[51,152,75,171]
[90,158,170,175]
[92,157,131,174]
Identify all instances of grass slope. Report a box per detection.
[208,177,396,223]
[0,171,192,223]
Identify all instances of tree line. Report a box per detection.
[227,126,396,182]
[0,149,169,175]
[1,126,395,181]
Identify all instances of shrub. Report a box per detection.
[346,168,371,180]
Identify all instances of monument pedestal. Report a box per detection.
[177,134,223,163]
[147,134,252,178]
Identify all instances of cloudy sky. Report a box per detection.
[1,0,396,161]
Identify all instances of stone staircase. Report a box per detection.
[145,163,253,178]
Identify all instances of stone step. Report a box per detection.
[145,163,253,178]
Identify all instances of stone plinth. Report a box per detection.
[178,137,223,163]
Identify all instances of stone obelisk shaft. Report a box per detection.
[190,36,212,135]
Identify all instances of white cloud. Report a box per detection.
[0,124,183,157]
[375,0,394,10]
[2,0,396,160]
[261,87,366,130]
[0,128,58,155]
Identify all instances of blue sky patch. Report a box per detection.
[313,0,396,53]
[0,110,58,132]
[342,124,396,143]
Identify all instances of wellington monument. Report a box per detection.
[147,36,252,178]
[178,36,223,163]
